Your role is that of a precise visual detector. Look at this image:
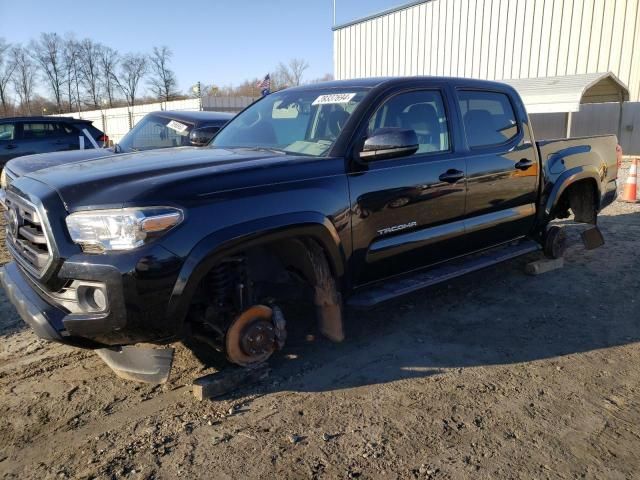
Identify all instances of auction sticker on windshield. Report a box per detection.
[312,93,357,105]
[166,120,188,133]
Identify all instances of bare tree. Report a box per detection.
[113,53,147,107]
[11,47,37,115]
[30,33,66,113]
[274,58,310,88]
[98,45,119,107]
[0,38,16,116]
[78,38,102,108]
[148,46,178,101]
[309,73,334,84]
[63,37,81,113]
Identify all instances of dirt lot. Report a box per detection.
[1,166,639,480]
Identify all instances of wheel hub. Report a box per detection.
[240,320,276,357]
[225,305,286,367]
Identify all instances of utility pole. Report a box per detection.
[333,0,336,26]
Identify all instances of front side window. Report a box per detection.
[212,88,369,157]
[368,90,450,155]
[0,123,15,141]
[117,114,196,152]
[458,90,518,148]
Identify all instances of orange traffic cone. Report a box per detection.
[620,158,639,203]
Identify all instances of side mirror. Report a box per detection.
[359,128,419,161]
[189,126,220,146]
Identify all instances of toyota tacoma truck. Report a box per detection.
[0,77,619,383]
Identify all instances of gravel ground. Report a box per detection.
[0,164,639,480]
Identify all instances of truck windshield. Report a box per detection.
[212,88,369,156]
[117,114,195,152]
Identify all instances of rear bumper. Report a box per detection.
[600,179,617,211]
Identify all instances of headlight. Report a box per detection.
[66,207,183,252]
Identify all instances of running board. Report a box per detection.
[347,240,540,309]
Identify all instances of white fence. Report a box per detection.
[53,96,256,144]
[531,102,640,155]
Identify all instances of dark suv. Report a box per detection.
[1,111,233,192]
[0,116,106,168]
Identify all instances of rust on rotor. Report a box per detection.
[225,305,286,367]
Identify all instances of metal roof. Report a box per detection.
[501,72,630,114]
[333,0,428,30]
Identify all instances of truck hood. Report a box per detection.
[6,148,115,178]
[25,146,328,210]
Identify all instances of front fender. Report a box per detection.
[166,211,346,323]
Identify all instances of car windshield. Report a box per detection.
[117,114,195,152]
[212,88,369,157]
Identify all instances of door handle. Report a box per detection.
[439,169,465,183]
[515,158,534,170]
[5,144,17,150]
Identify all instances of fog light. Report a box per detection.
[78,285,108,312]
[90,288,107,311]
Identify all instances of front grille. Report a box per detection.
[4,192,53,277]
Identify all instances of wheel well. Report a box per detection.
[186,236,345,346]
[552,178,599,224]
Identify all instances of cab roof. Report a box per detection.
[150,110,235,124]
[283,76,520,94]
[0,116,92,123]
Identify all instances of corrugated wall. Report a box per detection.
[531,102,640,154]
[333,0,640,101]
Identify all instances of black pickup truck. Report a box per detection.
[0,77,619,383]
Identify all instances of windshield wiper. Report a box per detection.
[242,146,291,155]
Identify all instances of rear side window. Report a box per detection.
[62,123,81,134]
[72,122,95,134]
[0,123,15,141]
[21,122,64,139]
[458,90,518,148]
[368,90,450,155]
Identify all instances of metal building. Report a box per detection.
[333,0,640,101]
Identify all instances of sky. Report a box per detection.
[0,0,406,93]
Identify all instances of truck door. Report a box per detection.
[348,88,467,286]
[456,89,539,250]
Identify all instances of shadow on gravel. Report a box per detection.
[212,210,640,399]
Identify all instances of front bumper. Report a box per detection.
[0,262,64,342]
[1,262,176,383]
[0,261,125,348]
